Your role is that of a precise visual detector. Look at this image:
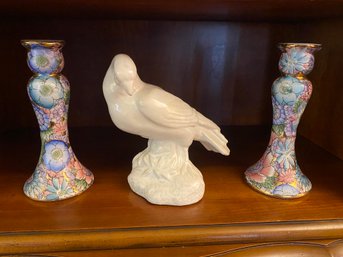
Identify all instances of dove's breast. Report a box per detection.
[107,94,140,130]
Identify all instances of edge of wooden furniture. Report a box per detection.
[2,219,343,255]
[205,240,343,257]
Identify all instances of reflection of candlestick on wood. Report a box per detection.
[103,54,230,206]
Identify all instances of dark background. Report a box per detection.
[0,1,342,159]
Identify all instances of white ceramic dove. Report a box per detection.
[103,54,230,206]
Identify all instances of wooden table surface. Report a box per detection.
[0,126,343,254]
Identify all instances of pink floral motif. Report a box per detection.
[76,168,93,184]
[53,120,67,135]
[69,158,93,184]
[278,168,296,184]
[261,152,274,169]
[246,151,275,183]
[246,172,266,183]
[300,81,313,101]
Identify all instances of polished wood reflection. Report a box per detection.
[0,127,343,254]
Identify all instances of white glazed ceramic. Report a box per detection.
[103,54,230,206]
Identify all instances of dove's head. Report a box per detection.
[112,54,139,96]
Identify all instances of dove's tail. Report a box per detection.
[197,128,230,156]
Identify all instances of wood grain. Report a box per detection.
[1,18,342,158]
[0,0,342,21]
[0,2,342,255]
[206,240,343,257]
[2,221,343,255]
[0,19,276,131]
[297,19,343,160]
[6,240,340,256]
[0,127,343,254]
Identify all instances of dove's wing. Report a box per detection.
[137,85,200,129]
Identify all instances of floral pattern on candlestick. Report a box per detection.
[22,40,94,201]
[245,43,321,198]
[279,46,315,76]
[28,45,64,74]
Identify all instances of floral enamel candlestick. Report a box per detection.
[245,43,321,198]
[22,40,94,201]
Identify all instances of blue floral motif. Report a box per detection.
[272,76,305,105]
[43,140,70,172]
[295,164,312,192]
[46,177,74,200]
[271,138,296,170]
[272,184,300,196]
[28,46,63,74]
[279,47,314,75]
[32,105,50,131]
[285,123,297,137]
[283,106,298,137]
[29,76,64,109]
[272,98,286,125]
